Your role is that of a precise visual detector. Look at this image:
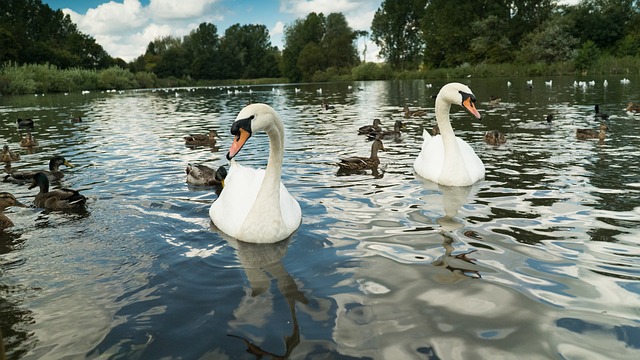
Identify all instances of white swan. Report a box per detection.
[210,103,301,243]
[413,82,485,186]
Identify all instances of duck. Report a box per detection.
[337,139,386,171]
[209,103,301,244]
[0,192,26,230]
[3,156,74,184]
[366,120,405,141]
[19,132,38,147]
[357,118,382,135]
[626,102,640,113]
[71,117,82,123]
[1,145,20,164]
[545,114,554,123]
[28,172,86,210]
[594,105,609,120]
[576,122,607,140]
[185,163,227,191]
[413,82,484,186]
[321,100,335,110]
[16,118,34,129]
[184,130,218,147]
[431,124,440,136]
[488,96,501,106]
[404,104,427,118]
[484,130,506,145]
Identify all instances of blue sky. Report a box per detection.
[43,0,383,62]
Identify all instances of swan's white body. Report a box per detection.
[413,83,485,186]
[210,104,301,243]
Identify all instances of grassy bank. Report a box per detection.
[2,56,639,96]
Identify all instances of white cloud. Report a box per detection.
[271,21,285,36]
[148,0,218,20]
[280,0,362,16]
[64,0,147,35]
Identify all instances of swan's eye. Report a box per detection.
[230,115,254,135]
[459,91,476,103]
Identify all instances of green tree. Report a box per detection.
[371,0,427,70]
[566,0,634,51]
[282,13,325,81]
[516,14,579,64]
[573,40,600,72]
[323,13,359,69]
[183,22,220,79]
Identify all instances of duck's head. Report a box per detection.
[28,172,49,191]
[437,82,481,120]
[50,156,74,169]
[371,139,386,152]
[227,103,279,160]
[0,192,26,210]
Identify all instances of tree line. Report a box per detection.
[1,0,640,94]
[372,0,640,71]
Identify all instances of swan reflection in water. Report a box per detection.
[216,232,313,358]
[417,179,491,279]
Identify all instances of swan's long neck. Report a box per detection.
[263,119,285,197]
[435,99,461,158]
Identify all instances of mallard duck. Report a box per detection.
[488,96,501,106]
[431,124,440,136]
[16,118,34,129]
[404,104,427,118]
[414,82,484,186]
[1,145,20,164]
[0,192,26,230]
[594,105,609,120]
[19,132,38,147]
[577,122,608,140]
[626,102,640,113]
[71,117,82,123]
[357,118,382,135]
[367,120,405,141]
[337,139,385,171]
[184,130,218,147]
[3,156,74,184]
[546,114,554,123]
[210,104,301,244]
[484,130,506,145]
[321,100,334,110]
[185,163,227,191]
[28,172,86,210]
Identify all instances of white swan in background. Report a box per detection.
[210,103,301,243]
[413,82,485,186]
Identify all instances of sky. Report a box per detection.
[42,0,384,63]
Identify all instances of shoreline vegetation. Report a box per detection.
[2,56,639,96]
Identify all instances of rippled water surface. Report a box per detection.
[1,76,640,359]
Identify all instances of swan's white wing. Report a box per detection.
[210,161,262,238]
[414,130,444,182]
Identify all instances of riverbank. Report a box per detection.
[2,55,640,96]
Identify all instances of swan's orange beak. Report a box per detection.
[463,97,481,120]
[227,128,250,160]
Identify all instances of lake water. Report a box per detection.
[1,76,640,359]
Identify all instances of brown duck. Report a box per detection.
[3,156,74,184]
[0,192,26,230]
[576,122,607,140]
[338,139,386,171]
[184,130,218,147]
[484,130,506,145]
[28,172,86,210]
[357,118,382,135]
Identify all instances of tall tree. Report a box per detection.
[183,22,220,79]
[371,0,427,70]
[282,12,326,82]
[323,13,359,69]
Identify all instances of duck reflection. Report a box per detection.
[224,237,308,358]
[432,232,486,279]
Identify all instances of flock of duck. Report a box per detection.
[1,119,84,230]
[2,82,638,243]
